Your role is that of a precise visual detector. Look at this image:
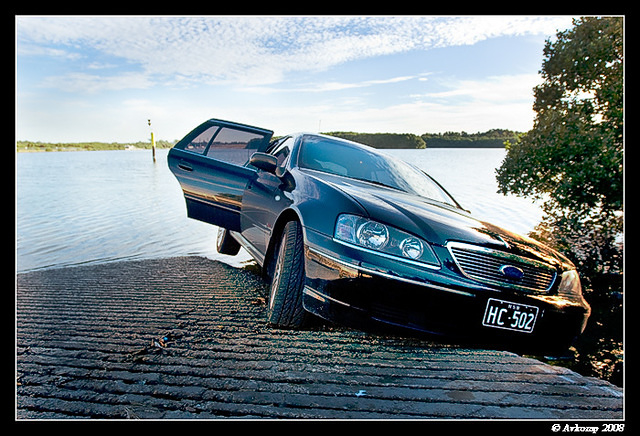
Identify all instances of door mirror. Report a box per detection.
[249,152,278,174]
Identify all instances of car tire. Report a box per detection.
[267,220,307,328]
[216,227,241,255]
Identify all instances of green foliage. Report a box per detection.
[498,18,623,219]
[421,129,519,148]
[496,16,623,274]
[495,17,623,384]
[324,129,521,149]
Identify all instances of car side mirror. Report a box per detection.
[249,152,278,174]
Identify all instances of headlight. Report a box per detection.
[557,269,583,298]
[334,214,439,267]
[356,221,389,250]
[400,237,424,259]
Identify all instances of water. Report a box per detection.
[16,148,543,273]
[389,149,544,234]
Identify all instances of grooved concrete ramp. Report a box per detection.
[16,257,623,420]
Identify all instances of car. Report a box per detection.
[168,118,591,353]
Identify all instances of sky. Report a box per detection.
[16,15,579,143]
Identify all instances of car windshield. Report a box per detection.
[297,135,459,207]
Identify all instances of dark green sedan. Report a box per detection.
[168,118,591,353]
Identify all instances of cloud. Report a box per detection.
[17,16,574,90]
[239,75,419,94]
[291,73,545,135]
[419,73,543,103]
[39,72,155,93]
[16,16,576,141]
[17,43,82,61]
[308,95,537,135]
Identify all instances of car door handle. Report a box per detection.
[178,161,193,172]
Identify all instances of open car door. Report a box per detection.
[168,119,273,232]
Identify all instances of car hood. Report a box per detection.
[320,175,571,269]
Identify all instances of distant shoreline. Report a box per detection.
[16,145,506,152]
[16,140,507,153]
[17,129,517,152]
[16,140,175,153]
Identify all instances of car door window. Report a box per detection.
[206,127,269,165]
[184,125,219,154]
[168,119,273,231]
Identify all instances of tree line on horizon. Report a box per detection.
[17,128,520,152]
[16,139,177,152]
[318,128,519,149]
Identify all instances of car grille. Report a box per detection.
[447,242,557,293]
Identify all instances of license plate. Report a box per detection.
[482,298,539,333]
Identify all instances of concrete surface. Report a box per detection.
[16,256,623,420]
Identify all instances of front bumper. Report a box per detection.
[302,228,591,353]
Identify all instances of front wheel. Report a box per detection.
[267,220,308,328]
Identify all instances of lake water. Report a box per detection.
[16,148,544,273]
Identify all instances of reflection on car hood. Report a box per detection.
[320,174,571,268]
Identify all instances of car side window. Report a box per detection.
[206,127,269,165]
[271,137,294,170]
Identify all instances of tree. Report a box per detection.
[495,17,623,383]
[496,17,623,278]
